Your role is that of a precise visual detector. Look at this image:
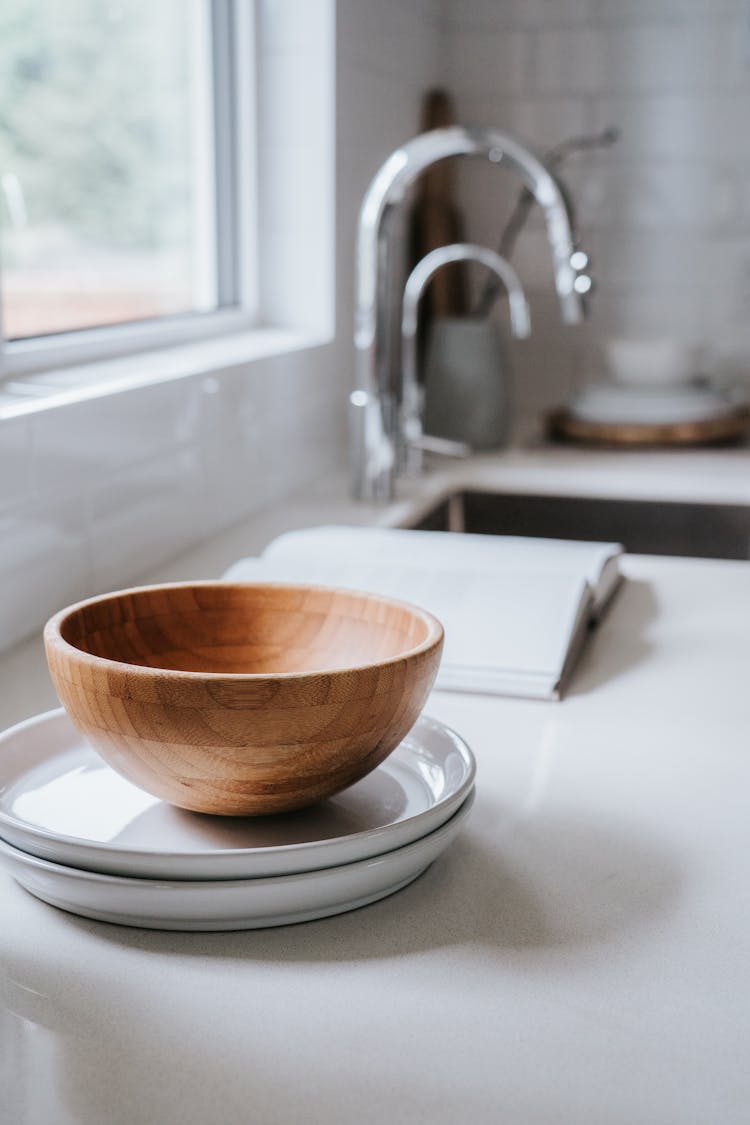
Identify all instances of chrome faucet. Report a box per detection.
[350,125,587,502]
[400,242,530,476]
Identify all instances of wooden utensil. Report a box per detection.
[44,583,443,817]
[411,88,468,320]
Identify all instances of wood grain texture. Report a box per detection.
[44,583,443,816]
[411,88,468,319]
[547,406,750,448]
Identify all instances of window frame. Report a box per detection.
[0,0,258,382]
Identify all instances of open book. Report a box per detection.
[224,526,624,700]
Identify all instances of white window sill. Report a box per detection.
[0,326,328,421]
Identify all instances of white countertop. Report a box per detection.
[2,445,750,1123]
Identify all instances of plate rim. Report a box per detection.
[0,709,476,878]
[0,790,475,892]
[0,792,474,930]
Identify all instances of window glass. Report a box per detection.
[0,0,217,341]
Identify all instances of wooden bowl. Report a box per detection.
[44,582,443,816]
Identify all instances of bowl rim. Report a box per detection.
[44,580,444,681]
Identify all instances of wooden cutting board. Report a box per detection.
[547,406,750,447]
[410,87,468,319]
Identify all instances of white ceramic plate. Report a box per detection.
[0,791,474,931]
[568,383,733,426]
[0,710,476,880]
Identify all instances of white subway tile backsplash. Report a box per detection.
[599,20,744,95]
[87,449,206,593]
[505,295,589,413]
[444,30,533,97]
[591,94,748,162]
[705,322,750,383]
[0,418,32,510]
[0,501,90,650]
[441,0,527,32]
[533,0,603,26]
[441,0,598,33]
[449,93,507,130]
[704,237,750,327]
[601,22,699,93]
[587,228,713,292]
[200,406,273,535]
[29,383,200,499]
[337,60,423,148]
[0,338,344,635]
[339,0,441,86]
[194,358,340,535]
[579,161,739,232]
[535,28,609,94]
[441,0,750,392]
[440,0,750,398]
[596,0,747,26]
[736,177,750,232]
[588,287,712,341]
[711,17,750,91]
[503,95,592,149]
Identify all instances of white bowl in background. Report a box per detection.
[568,383,733,426]
[605,336,703,386]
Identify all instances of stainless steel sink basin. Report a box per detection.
[410,490,750,559]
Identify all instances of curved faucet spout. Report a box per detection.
[351,125,585,502]
[400,243,530,476]
[402,243,531,343]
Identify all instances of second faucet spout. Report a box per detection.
[351,125,587,502]
[400,243,530,472]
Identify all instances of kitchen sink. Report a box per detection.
[410,490,750,560]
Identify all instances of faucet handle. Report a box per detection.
[399,432,471,480]
[569,248,593,296]
[413,434,472,457]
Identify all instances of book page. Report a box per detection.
[224,554,592,698]
[264,525,621,611]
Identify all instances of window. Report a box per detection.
[0,0,255,377]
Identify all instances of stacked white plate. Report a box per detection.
[567,383,734,426]
[0,709,475,931]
